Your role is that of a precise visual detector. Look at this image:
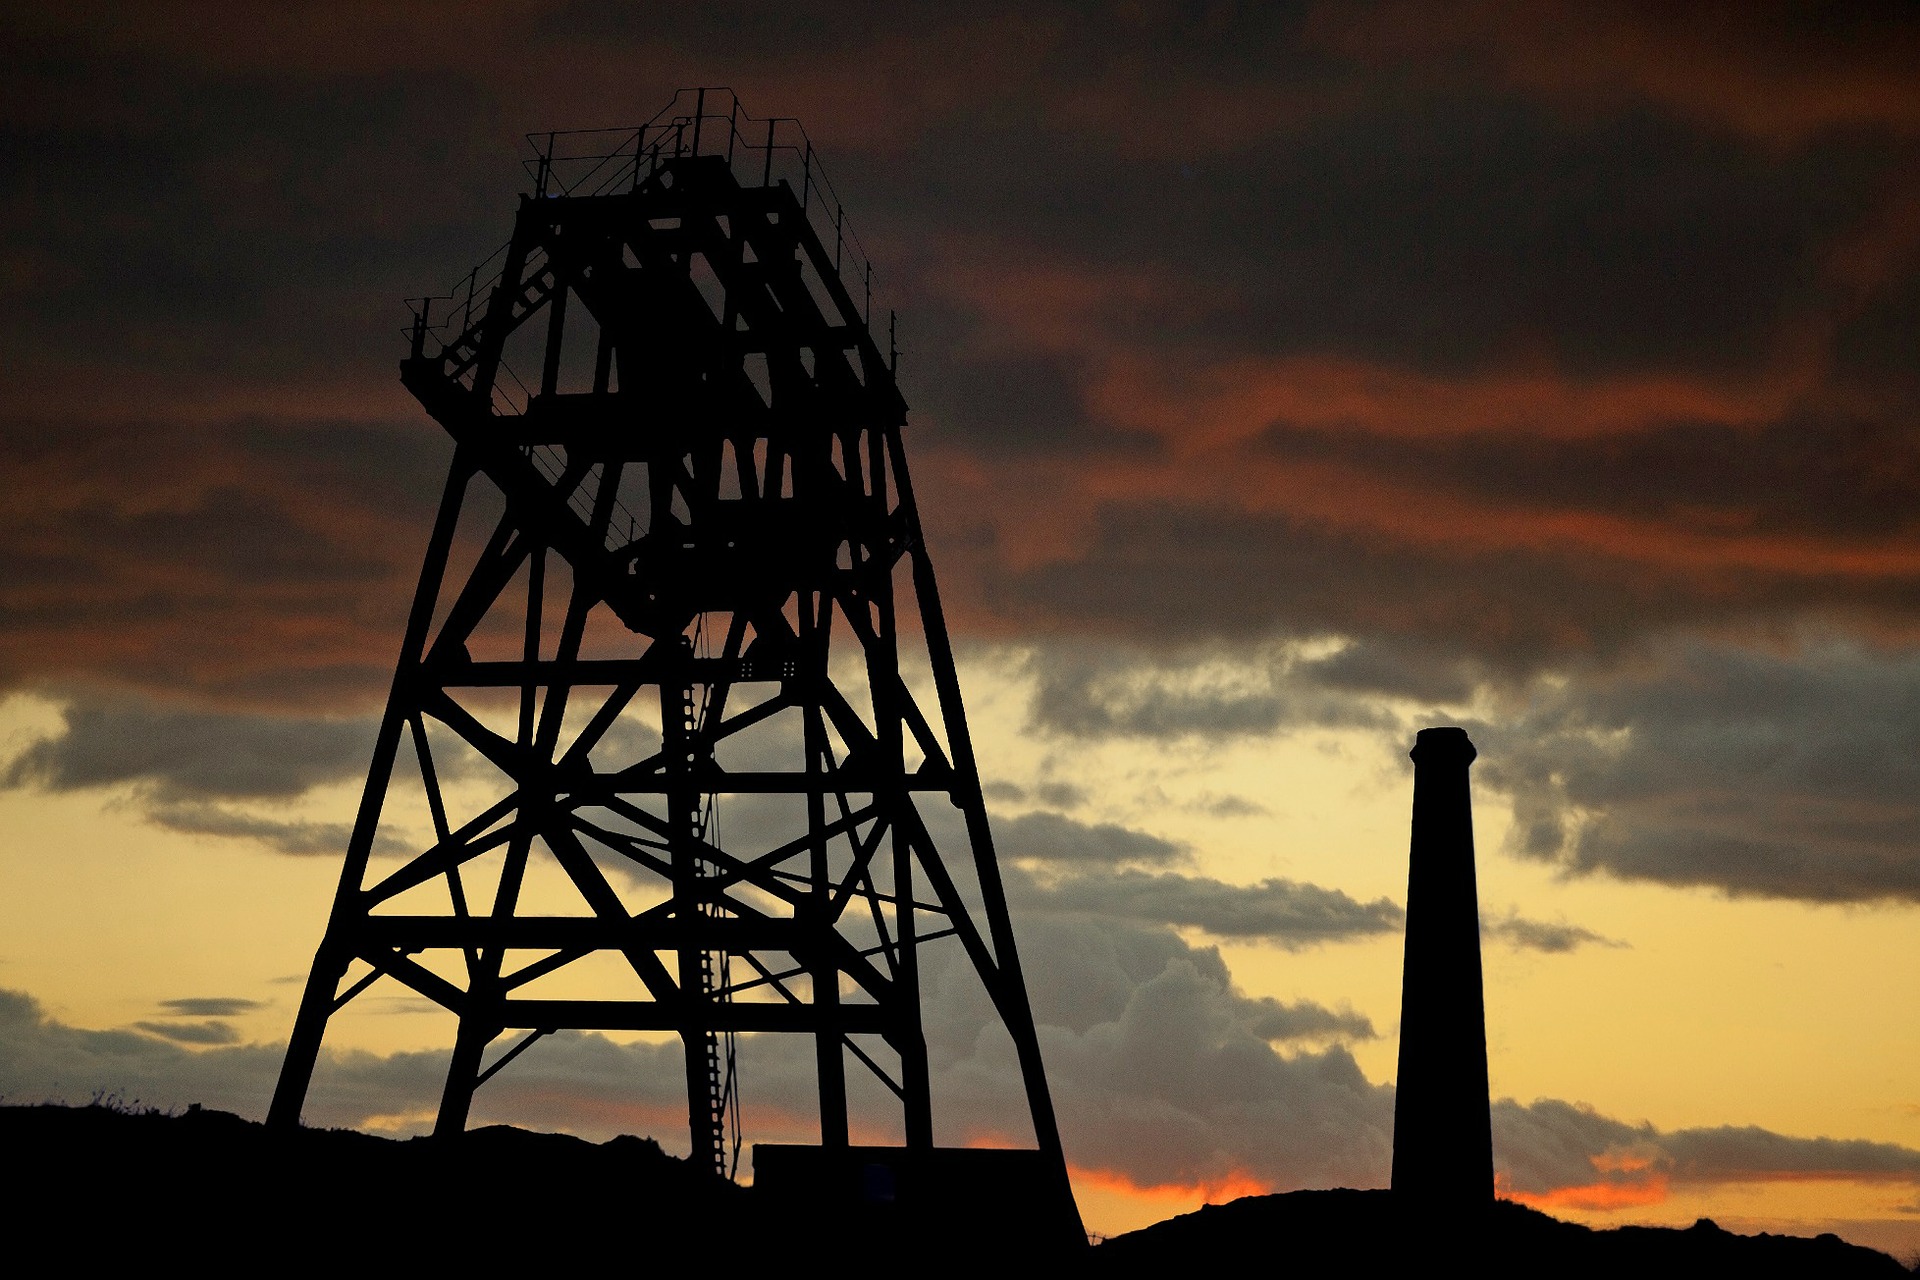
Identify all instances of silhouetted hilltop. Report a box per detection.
[5,1102,1070,1263]
[10,1104,1913,1273]
[1096,1187,1914,1277]
[4,1102,745,1265]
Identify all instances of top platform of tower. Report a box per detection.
[401,86,903,432]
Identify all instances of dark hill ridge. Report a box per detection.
[3,1102,748,1265]
[1097,1187,1916,1277]
[7,1104,1914,1273]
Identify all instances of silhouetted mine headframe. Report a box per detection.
[269,88,1081,1245]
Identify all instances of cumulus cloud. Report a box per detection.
[1290,639,1482,706]
[1664,1126,1920,1183]
[2,1,1918,713]
[1494,1096,1651,1193]
[160,998,265,1018]
[0,694,444,858]
[5,926,1917,1207]
[1025,644,1395,740]
[1028,649,1290,739]
[2,697,376,800]
[994,810,1188,866]
[937,914,1377,1048]
[1481,909,1625,954]
[144,799,395,858]
[0,986,686,1134]
[718,803,1396,950]
[0,906,1393,1185]
[1475,638,1920,903]
[0,916,1398,1192]
[1004,628,1920,913]
[1026,959,1395,1190]
[133,1020,241,1046]
[1012,862,1404,947]
[0,907,1398,1192]
[1327,0,1920,146]
[0,988,278,1113]
[0,414,441,704]
[1009,638,1491,753]
[1239,996,1376,1043]
[1183,792,1270,818]
[1493,1098,1920,1203]
[982,779,1089,808]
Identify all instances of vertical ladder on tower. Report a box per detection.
[686,615,740,1179]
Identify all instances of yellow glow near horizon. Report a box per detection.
[3,658,1919,1251]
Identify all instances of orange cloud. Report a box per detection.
[920,235,1205,359]
[1674,1169,1920,1188]
[0,413,432,706]
[922,414,1920,593]
[1504,1173,1673,1212]
[1500,1146,1674,1211]
[1591,1147,1663,1175]
[903,211,1920,626]
[960,1130,1027,1150]
[1072,1163,1273,1207]
[1496,1136,1920,1217]
[1089,350,1814,449]
[7,1,1063,159]
[1320,0,1920,148]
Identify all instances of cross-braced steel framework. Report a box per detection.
[268,91,1071,1202]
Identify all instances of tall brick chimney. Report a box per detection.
[1390,726,1493,1212]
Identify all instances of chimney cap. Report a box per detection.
[1410,726,1477,765]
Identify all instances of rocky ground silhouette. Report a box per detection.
[7,1103,1913,1274]
[1100,1187,1916,1277]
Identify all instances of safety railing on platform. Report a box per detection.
[526,86,885,331]
[403,88,884,556]
[404,86,890,398]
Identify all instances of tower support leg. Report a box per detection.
[268,945,347,1129]
[436,1016,491,1137]
[268,459,473,1131]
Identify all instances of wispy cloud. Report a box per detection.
[1482,909,1626,954]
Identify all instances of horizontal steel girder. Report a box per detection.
[357,913,805,950]
[492,999,890,1035]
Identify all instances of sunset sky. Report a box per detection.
[5,0,1920,1250]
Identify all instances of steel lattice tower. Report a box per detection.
[267,91,1075,1231]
